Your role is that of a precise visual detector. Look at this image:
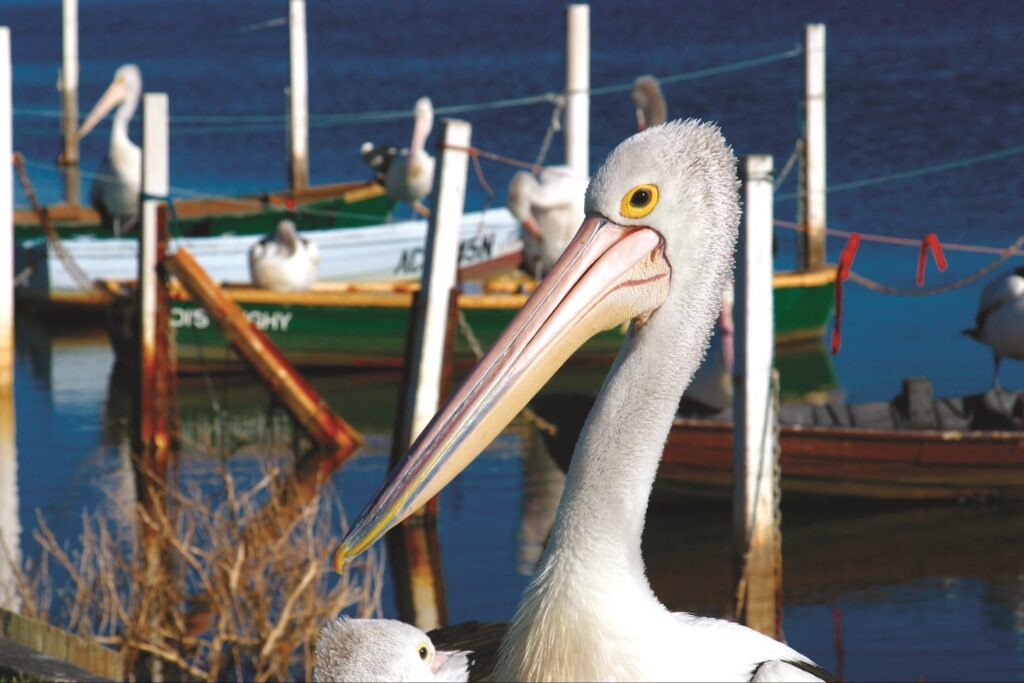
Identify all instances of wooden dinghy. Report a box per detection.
[532,377,1024,503]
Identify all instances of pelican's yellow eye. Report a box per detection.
[619,184,659,219]
[418,645,429,661]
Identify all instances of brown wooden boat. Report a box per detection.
[532,378,1024,503]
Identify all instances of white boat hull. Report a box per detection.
[18,208,524,293]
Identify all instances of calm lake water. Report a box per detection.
[4,0,1024,680]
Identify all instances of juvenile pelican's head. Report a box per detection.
[334,120,739,568]
[314,617,469,682]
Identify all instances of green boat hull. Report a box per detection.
[161,270,836,373]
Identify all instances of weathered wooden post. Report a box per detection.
[59,0,80,206]
[564,4,589,179]
[388,118,472,632]
[288,0,309,190]
[733,154,781,638]
[802,23,827,271]
[0,26,18,614]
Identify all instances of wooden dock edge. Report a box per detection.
[0,608,122,681]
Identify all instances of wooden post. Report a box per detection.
[288,0,309,190]
[0,386,17,613]
[802,23,826,271]
[564,4,589,179]
[733,154,781,638]
[59,0,80,206]
[0,27,12,390]
[388,118,472,632]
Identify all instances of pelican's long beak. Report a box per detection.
[77,79,128,140]
[636,107,647,133]
[334,214,672,570]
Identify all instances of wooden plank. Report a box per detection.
[0,608,122,680]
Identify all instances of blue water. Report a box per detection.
[4,0,1024,680]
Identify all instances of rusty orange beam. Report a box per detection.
[164,247,362,456]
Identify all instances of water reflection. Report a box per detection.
[12,318,1024,680]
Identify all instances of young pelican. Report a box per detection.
[248,219,319,292]
[334,120,832,681]
[386,97,436,216]
[77,64,143,235]
[964,267,1024,391]
[314,617,469,682]
[507,168,587,278]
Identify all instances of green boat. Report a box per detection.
[104,267,836,373]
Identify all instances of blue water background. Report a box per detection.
[4,1,1024,680]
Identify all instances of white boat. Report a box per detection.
[17,207,524,297]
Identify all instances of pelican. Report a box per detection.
[248,219,319,292]
[334,121,832,681]
[507,168,587,278]
[385,97,435,216]
[360,141,400,184]
[77,64,142,236]
[314,617,469,682]
[631,75,667,132]
[963,267,1024,391]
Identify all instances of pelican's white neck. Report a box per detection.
[110,96,138,149]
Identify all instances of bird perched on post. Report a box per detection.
[507,167,587,279]
[385,97,436,217]
[631,74,667,131]
[313,617,469,682]
[248,219,319,292]
[335,120,834,682]
[963,267,1024,392]
[76,64,143,236]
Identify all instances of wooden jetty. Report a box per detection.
[534,378,1024,503]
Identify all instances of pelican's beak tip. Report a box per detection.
[332,545,351,573]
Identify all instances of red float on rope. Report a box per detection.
[916,232,948,286]
[831,233,862,355]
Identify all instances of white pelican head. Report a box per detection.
[77,63,143,141]
[631,75,667,131]
[313,617,469,682]
[335,119,738,567]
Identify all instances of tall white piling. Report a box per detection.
[288,0,309,190]
[0,27,13,389]
[390,118,471,632]
[405,118,471,449]
[733,154,780,637]
[564,4,590,179]
[140,93,168,377]
[60,0,80,205]
[803,23,827,271]
[0,26,17,613]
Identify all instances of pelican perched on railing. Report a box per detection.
[631,75,667,131]
[248,219,319,292]
[314,617,469,682]
[77,64,143,236]
[507,168,587,279]
[334,121,832,681]
[964,267,1024,391]
[385,97,435,216]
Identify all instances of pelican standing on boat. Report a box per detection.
[77,64,143,236]
[248,219,319,292]
[334,120,832,681]
[314,617,469,682]
[385,97,436,216]
[507,168,587,278]
[964,267,1024,391]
